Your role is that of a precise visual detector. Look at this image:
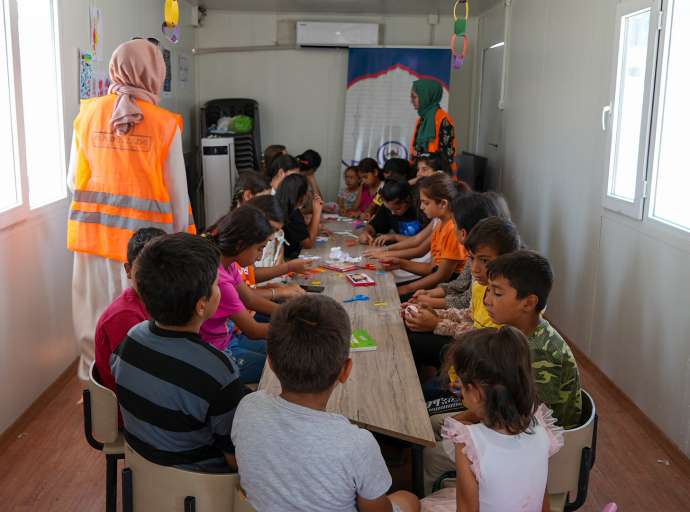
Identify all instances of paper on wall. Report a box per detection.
[89,6,103,61]
[79,50,93,100]
[178,53,190,88]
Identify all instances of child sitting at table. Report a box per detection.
[359,179,422,245]
[404,216,521,369]
[111,233,244,473]
[233,194,311,301]
[261,144,286,175]
[95,227,164,394]
[201,205,278,384]
[421,327,563,512]
[381,173,468,299]
[265,154,300,193]
[383,158,414,181]
[231,171,271,210]
[408,152,450,187]
[231,295,420,512]
[338,165,362,218]
[409,192,509,311]
[484,250,583,429]
[276,173,323,260]
[358,157,384,219]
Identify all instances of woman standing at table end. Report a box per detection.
[409,79,457,174]
[67,39,195,382]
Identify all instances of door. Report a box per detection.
[477,43,504,191]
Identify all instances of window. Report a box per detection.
[0,1,19,214]
[17,0,65,209]
[603,0,657,219]
[0,0,64,225]
[604,0,690,234]
[648,0,690,232]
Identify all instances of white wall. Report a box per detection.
[196,10,477,201]
[0,0,197,435]
[499,0,690,455]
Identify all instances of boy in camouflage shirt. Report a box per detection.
[484,250,582,428]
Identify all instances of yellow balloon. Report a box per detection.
[164,0,179,27]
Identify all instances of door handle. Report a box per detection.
[488,143,499,148]
[601,104,612,131]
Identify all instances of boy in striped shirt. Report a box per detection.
[111,233,246,473]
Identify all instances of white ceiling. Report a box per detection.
[197,0,501,16]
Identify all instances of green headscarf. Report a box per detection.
[412,79,443,149]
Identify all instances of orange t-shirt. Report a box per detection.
[430,219,467,273]
[235,264,256,288]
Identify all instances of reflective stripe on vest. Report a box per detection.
[69,209,173,232]
[67,94,190,262]
[73,190,173,214]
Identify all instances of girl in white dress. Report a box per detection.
[422,326,563,512]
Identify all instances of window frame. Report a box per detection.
[645,0,690,234]
[0,0,66,231]
[602,0,661,220]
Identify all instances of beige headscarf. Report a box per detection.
[107,39,166,135]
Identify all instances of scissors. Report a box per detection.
[343,294,370,304]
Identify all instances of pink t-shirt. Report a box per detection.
[359,185,375,212]
[200,263,246,352]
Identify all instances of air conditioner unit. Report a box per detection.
[296,22,379,48]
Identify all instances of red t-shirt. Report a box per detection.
[94,287,148,393]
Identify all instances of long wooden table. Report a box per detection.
[259,220,435,494]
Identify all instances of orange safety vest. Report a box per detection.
[410,108,459,173]
[67,94,195,262]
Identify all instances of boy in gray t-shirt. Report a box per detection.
[231,295,420,512]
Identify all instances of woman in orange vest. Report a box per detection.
[67,39,195,381]
[409,79,458,173]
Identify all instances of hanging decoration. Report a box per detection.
[162,0,181,44]
[451,0,469,69]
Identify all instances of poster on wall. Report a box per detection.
[79,50,111,100]
[162,48,173,96]
[79,50,93,100]
[89,6,103,61]
[341,47,451,169]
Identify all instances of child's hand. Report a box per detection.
[362,248,387,258]
[404,306,440,332]
[416,294,440,308]
[277,283,306,300]
[372,233,396,247]
[413,289,430,299]
[359,232,374,245]
[287,258,314,275]
[380,257,402,271]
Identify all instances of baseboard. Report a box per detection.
[548,318,690,476]
[0,358,79,454]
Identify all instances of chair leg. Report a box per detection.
[106,454,118,512]
[122,467,133,512]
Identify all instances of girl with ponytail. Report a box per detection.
[381,173,470,299]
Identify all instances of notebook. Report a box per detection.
[350,329,377,352]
